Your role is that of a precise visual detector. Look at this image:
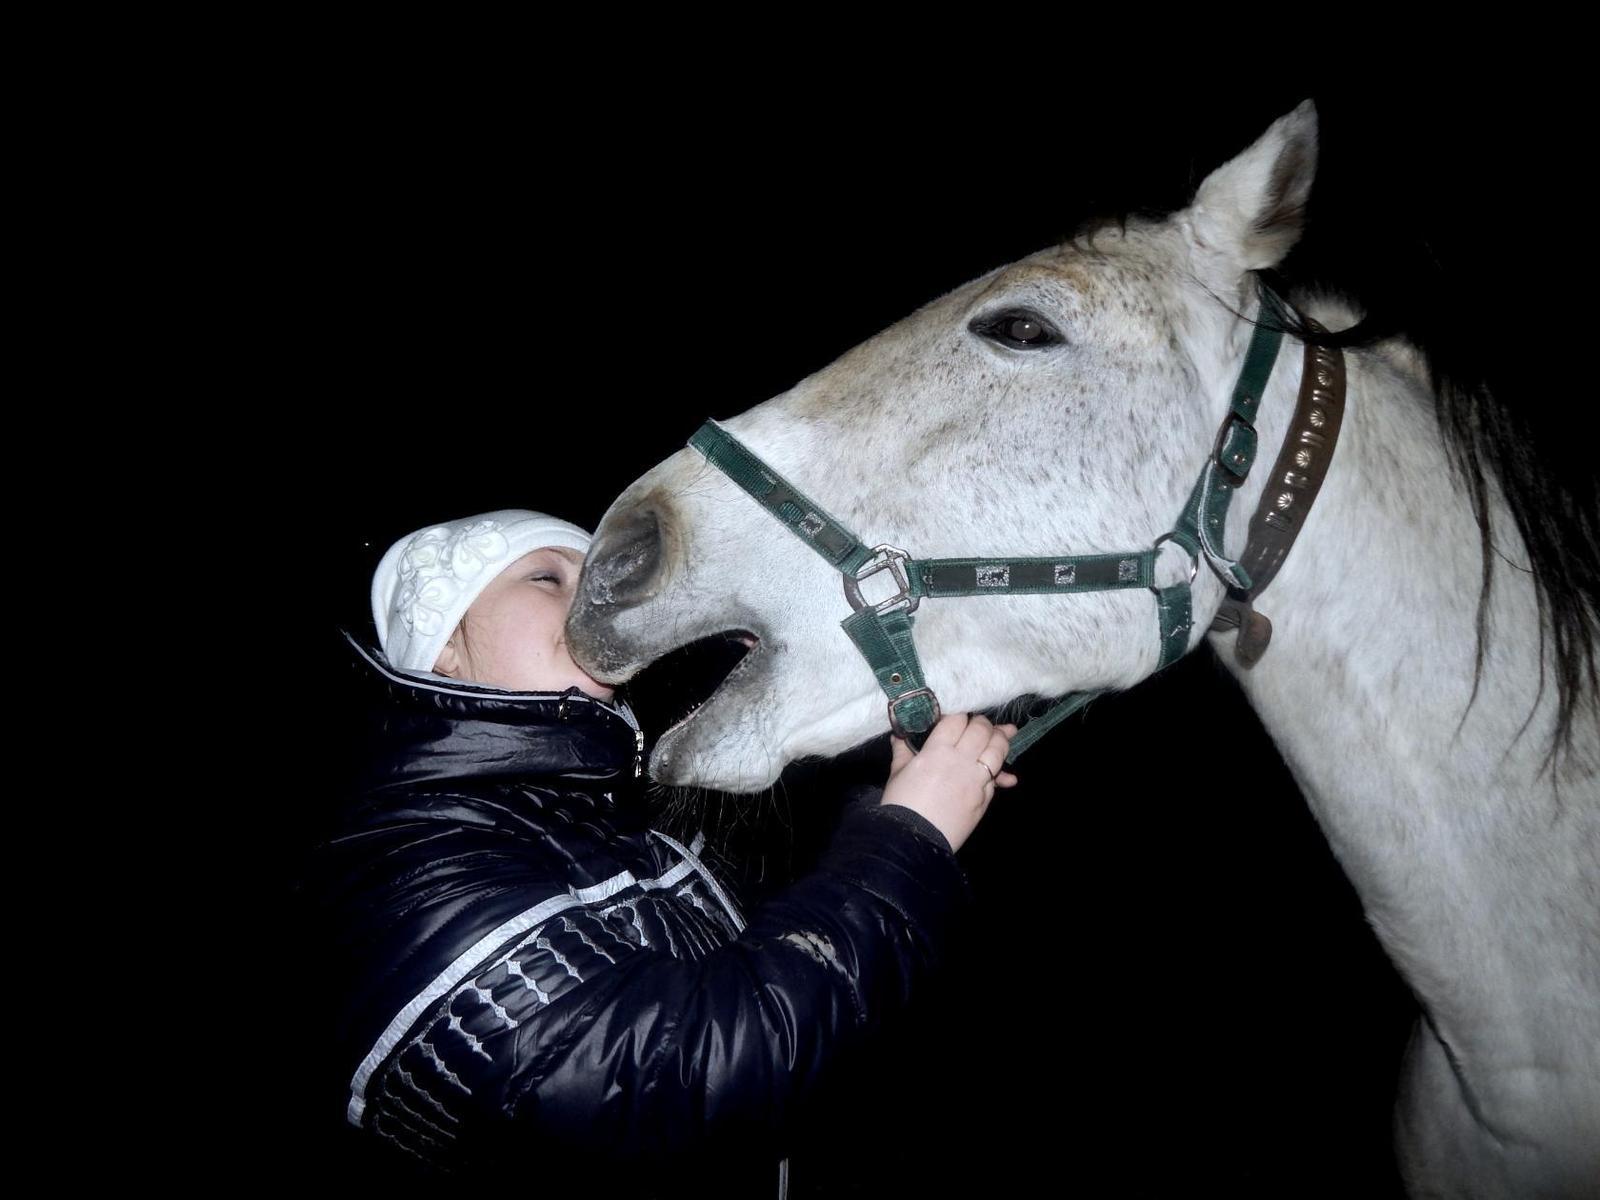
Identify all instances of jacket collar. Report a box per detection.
[342,631,644,791]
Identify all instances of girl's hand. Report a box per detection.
[881,713,1018,852]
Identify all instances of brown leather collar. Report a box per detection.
[1210,316,1347,667]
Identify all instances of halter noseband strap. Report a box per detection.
[687,281,1343,764]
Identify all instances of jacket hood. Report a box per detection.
[340,630,644,791]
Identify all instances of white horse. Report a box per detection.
[566,102,1599,1198]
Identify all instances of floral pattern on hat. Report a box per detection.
[445,521,510,582]
[392,520,510,638]
[395,572,462,637]
[398,526,453,582]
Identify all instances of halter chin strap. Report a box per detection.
[688,281,1343,764]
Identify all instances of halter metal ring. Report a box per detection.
[1150,532,1199,594]
[843,544,920,615]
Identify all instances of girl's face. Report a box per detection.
[434,546,615,700]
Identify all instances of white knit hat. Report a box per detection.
[371,509,593,673]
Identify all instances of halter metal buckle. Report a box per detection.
[887,686,940,737]
[844,544,920,615]
[1212,411,1259,484]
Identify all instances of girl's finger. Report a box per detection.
[924,711,971,748]
[954,713,994,755]
[888,735,915,775]
[980,729,1011,767]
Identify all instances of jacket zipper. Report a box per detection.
[590,692,645,778]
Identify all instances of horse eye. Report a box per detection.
[972,310,1061,349]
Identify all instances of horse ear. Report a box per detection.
[1181,99,1318,278]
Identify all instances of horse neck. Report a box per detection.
[1211,307,1598,1064]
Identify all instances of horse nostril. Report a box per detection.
[585,507,663,607]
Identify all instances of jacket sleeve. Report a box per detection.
[330,797,970,1171]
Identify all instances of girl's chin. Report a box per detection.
[574,677,616,702]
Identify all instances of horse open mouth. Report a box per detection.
[624,629,763,753]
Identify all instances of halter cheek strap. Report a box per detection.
[687,282,1342,764]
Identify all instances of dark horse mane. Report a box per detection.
[1278,275,1599,772]
[1077,208,1599,770]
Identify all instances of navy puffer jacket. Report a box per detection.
[296,635,971,1192]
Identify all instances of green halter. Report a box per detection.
[688,284,1289,765]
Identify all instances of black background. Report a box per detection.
[240,69,1576,1198]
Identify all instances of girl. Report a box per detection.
[300,508,1014,1196]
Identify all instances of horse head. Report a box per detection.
[567,102,1317,791]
